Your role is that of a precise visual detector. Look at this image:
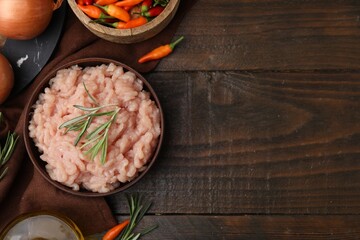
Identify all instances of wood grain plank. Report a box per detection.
[108,71,360,214]
[156,0,360,71]
[109,215,360,240]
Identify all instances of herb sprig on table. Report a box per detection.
[0,112,18,181]
[59,83,120,164]
[102,194,158,240]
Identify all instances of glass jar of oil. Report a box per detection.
[0,211,84,240]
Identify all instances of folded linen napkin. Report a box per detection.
[0,0,197,236]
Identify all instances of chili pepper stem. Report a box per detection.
[169,36,184,50]
[94,3,107,11]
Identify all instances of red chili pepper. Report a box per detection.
[138,36,184,63]
[102,219,130,240]
[112,16,148,29]
[95,4,131,22]
[141,0,152,13]
[95,0,117,5]
[83,0,93,5]
[76,0,85,5]
[142,5,163,17]
[115,0,143,7]
[77,4,111,19]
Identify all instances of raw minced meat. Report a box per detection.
[28,63,161,193]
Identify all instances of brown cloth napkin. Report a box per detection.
[0,0,197,236]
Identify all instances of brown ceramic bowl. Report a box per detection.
[68,0,180,44]
[23,58,164,197]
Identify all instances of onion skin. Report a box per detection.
[0,54,14,104]
[0,0,55,40]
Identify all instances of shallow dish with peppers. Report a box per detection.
[23,58,164,197]
[68,0,180,43]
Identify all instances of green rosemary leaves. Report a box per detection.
[0,112,18,181]
[118,194,158,240]
[59,83,120,164]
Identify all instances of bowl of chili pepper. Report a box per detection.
[68,0,180,44]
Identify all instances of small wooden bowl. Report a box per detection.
[23,58,164,197]
[67,0,180,44]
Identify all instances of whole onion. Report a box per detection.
[0,53,14,104]
[0,0,63,40]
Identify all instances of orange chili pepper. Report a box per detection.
[94,16,147,28]
[123,5,132,11]
[109,16,148,29]
[115,0,143,7]
[95,4,131,22]
[77,4,111,19]
[102,219,130,240]
[77,0,85,5]
[122,16,148,28]
[138,36,184,63]
[95,0,118,5]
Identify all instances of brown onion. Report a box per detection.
[0,0,63,40]
[0,53,14,104]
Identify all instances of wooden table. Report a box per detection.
[107,1,360,238]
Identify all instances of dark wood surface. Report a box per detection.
[107,0,360,238]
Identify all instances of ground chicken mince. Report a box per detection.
[28,63,161,193]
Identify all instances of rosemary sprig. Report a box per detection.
[59,82,120,164]
[81,107,120,164]
[0,112,18,181]
[118,194,158,240]
[59,111,93,146]
[83,82,99,106]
